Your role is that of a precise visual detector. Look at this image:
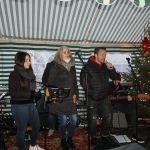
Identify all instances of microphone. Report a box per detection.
[126,57,130,63]
[126,58,130,61]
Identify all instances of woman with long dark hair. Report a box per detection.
[9,51,44,150]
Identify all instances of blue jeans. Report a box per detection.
[11,104,40,150]
[58,114,77,139]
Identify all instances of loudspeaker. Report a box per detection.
[112,112,128,128]
[109,143,146,150]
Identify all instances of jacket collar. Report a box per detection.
[89,56,103,68]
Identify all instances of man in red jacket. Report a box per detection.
[80,47,117,147]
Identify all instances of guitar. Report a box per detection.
[109,95,128,101]
[109,94,150,101]
[138,94,150,100]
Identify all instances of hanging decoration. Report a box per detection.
[142,37,150,57]
[129,0,150,7]
[96,0,150,7]
[142,25,150,57]
[95,0,117,5]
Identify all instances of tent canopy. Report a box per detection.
[0,0,150,47]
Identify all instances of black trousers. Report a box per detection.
[87,97,111,138]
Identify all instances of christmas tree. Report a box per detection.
[123,26,150,96]
[122,25,150,119]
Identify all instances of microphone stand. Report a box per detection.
[76,52,91,150]
[126,58,142,141]
[35,82,48,150]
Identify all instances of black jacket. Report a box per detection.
[42,61,78,115]
[9,70,34,104]
[80,56,117,101]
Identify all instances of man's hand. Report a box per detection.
[128,95,132,101]
[105,62,113,70]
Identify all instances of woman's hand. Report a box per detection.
[72,95,77,103]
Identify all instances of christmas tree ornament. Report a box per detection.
[129,0,150,7]
[96,0,117,5]
[142,37,150,57]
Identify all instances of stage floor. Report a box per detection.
[2,127,150,150]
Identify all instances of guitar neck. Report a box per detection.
[109,96,128,101]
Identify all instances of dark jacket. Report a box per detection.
[42,61,78,115]
[80,56,117,101]
[9,70,34,104]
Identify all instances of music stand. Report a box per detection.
[46,87,70,103]
[76,52,91,150]
[126,58,142,142]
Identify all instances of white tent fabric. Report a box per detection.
[0,0,150,45]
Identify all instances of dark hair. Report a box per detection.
[115,72,121,81]
[94,47,106,54]
[15,51,30,67]
[15,51,32,87]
